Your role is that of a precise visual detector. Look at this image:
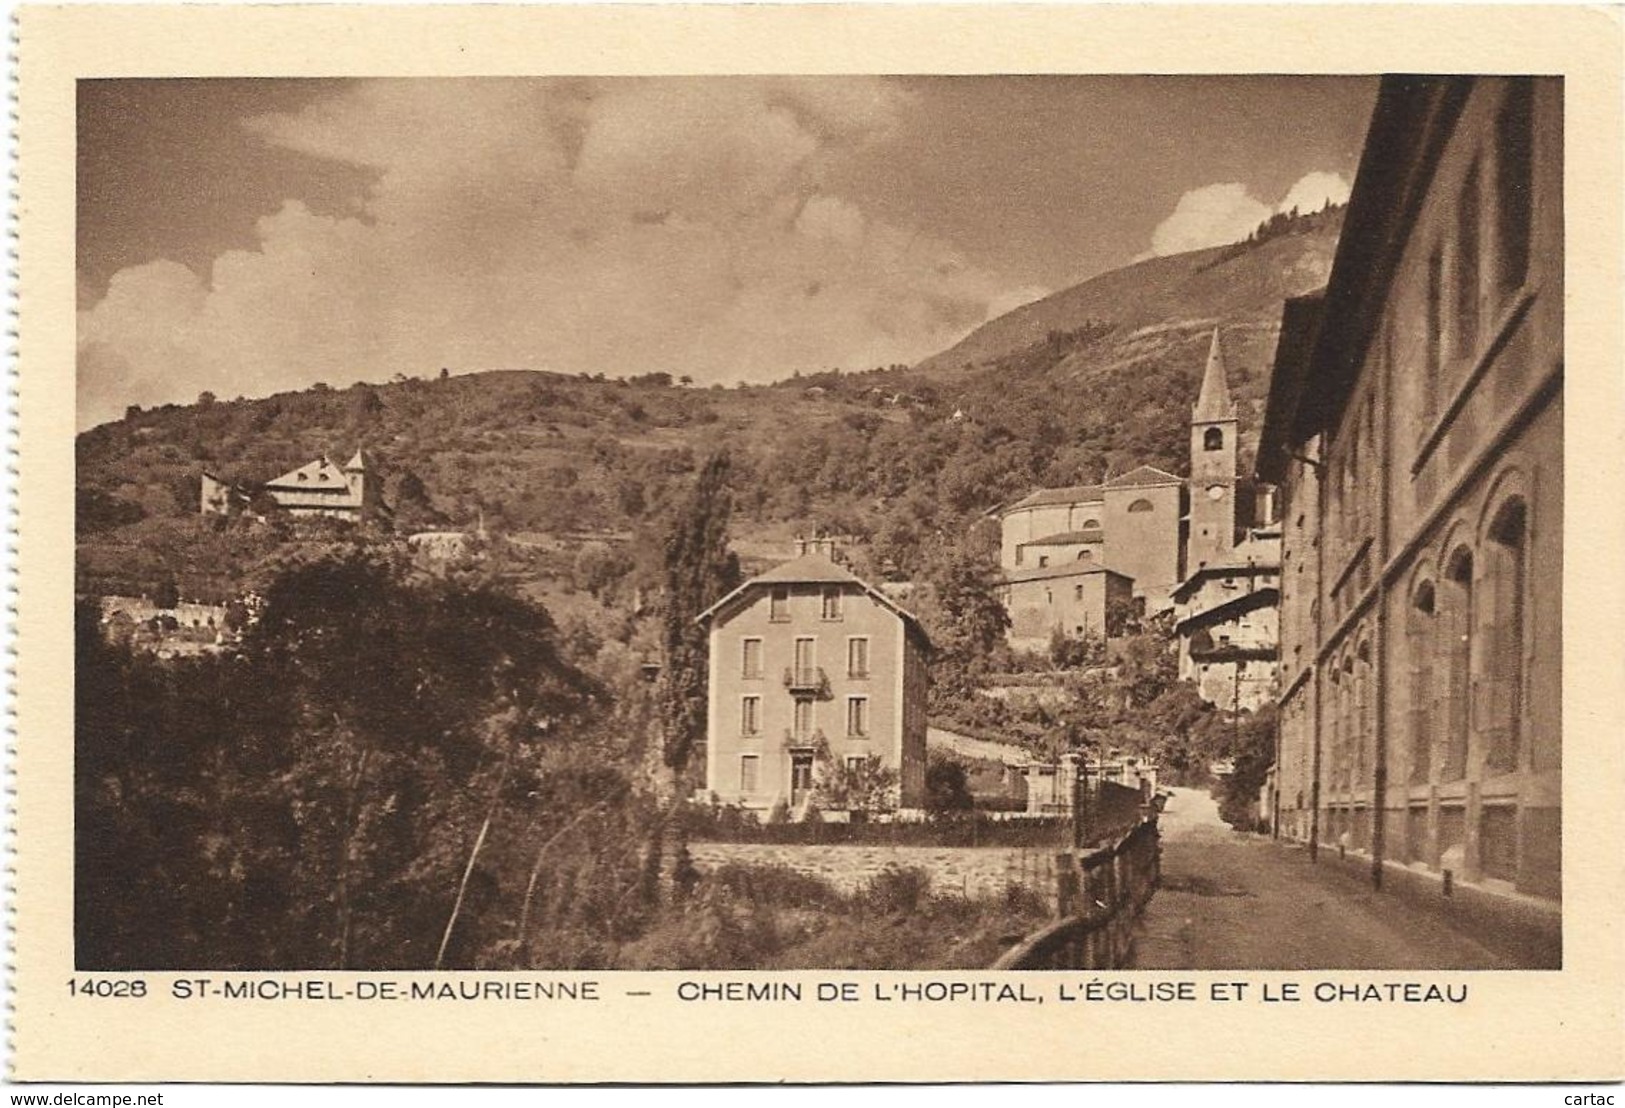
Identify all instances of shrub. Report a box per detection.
[861,866,931,916]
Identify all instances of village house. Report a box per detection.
[1257,76,1561,909]
[201,449,384,523]
[698,547,930,815]
[998,561,1134,654]
[1172,530,1281,712]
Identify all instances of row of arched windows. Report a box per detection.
[1405,488,1531,788]
[1318,483,1532,800]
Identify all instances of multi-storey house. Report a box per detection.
[1172,530,1281,712]
[698,551,930,813]
[1258,77,1562,923]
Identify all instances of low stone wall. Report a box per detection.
[688,842,1062,904]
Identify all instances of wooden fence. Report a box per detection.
[990,815,1161,970]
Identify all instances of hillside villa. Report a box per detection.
[201,449,386,523]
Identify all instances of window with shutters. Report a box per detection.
[739,755,760,793]
[847,637,869,679]
[740,695,761,736]
[769,586,790,622]
[741,637,763,679]
[821,586,843,621]
[846,696,869,738]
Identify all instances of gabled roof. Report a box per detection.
[265,456,350,491]
[1003,560,1132,585]
[1174,536,1282,600]
[999,484,1105,514]
[696,554,930,648]
[1175,587,1281,637]
[1024,528,1105,546]
[750,553,863,585]
[345,448,372,471]
[1104,465,1183,489]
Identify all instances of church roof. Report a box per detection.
[1024,528,1105,546]
[1000,484,1105,513]
[1193,327,1237,423]
[1104,465,1183,489]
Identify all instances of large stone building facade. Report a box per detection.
[1258,77,1562,909]
[699,552,930,813]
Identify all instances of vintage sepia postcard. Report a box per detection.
[11,2,1625,1085]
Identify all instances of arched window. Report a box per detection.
[1128,498,1153,514]
[1441,546,1475,783]
[1354,641,1372,791]
[1407,581,1437,786]
[1341,656,1357,793]
[1483,498,1528,773]
[1082,518,1100,530]
[1204,426,1224,451]
[1077,549,1094,562]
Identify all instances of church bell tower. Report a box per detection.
[1187,328,1238,571]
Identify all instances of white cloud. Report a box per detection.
[1149,182,1272,257]
[1144,170,1354,258]
[79,78,1035,427]
[1276,170,1352,216]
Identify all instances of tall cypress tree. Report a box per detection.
[657,452,741,792]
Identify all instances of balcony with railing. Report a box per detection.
[783,727,827,751]
[782,665,830,698]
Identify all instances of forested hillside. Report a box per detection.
[76,204,1342,606]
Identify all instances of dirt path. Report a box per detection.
[1130,788,1522,969]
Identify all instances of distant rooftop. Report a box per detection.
[1104,464,1184,489]
[1000,484,1105,513]
[1024,528,1105,546]
[1003,560,1132,585]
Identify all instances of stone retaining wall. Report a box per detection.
[688,842,1062,904]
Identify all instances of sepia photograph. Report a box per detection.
[70,70,1564,976]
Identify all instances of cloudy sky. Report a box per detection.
[77,76,1375,428]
